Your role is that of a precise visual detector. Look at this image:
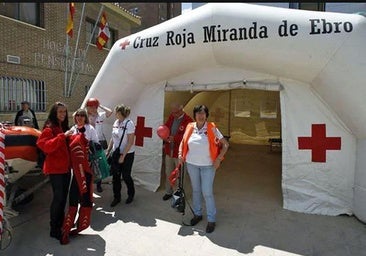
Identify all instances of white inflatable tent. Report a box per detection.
[83,3,366,222]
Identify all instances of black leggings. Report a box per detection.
[112,152,135,200]
[49,173,71,231]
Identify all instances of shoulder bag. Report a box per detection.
[107,120,130,166]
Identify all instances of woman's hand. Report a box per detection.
[64,130,73,137]
[118,154,125,164]
[213,158,221,170]
[167,135,174,143]
[178,155,184,166]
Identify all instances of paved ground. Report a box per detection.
[1,144,366,256]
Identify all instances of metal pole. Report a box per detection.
[13,177,50,206]
[72,5,104,91]
[85,5,104,55]
[64,3,69,97]
[67,2,86,97]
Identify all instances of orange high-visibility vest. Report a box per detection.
[180,122,221,163]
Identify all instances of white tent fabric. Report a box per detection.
[83,3,366,221]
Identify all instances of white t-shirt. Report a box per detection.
[111,119,135,154]
[186,122,224,166]
[89,112,107,141]
[70,124,99,143]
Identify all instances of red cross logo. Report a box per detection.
[298,124,341,162]
[120,39,130,50]
[211,107,225,122]
[134,116,152,147]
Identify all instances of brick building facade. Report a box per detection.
[0,3,141,126]
[118,3,181,33]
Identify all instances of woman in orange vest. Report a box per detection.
[178,104,229,233]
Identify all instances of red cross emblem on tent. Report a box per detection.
[120,39,130,50]
[134,116,152,147]
[298,124,341,162]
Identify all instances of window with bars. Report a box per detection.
[0,76,47,112]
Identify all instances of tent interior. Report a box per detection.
[164,90,281,145]
[161,89,282,201]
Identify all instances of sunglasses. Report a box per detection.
[75,114,86,117]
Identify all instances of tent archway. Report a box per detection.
[83,3,366,222]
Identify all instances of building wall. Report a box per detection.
[192,2,366,13]
[0,3,140,126]
[118,3,182,33]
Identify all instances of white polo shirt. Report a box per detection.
[186,122,223,166]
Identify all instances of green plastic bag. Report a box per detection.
[90,146,111,183]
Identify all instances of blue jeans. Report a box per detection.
[186,163,216,222]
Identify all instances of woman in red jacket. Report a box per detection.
[36,102,72,240]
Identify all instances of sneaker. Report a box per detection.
[190,215,203,226]
[125,196,134,204]
[206,222,216,233]
[110,198,121,207]
[97,185,103,193]
[162,194,172,201]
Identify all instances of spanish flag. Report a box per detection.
[96,12,110,50]
[66,3,75,38]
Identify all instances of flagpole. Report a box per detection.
[67,2,85,97]
[86,5,104,54]
[64,3,69,97]
[72,5,104,91]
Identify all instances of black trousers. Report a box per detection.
[69,172,93,207]
[112,152,135,200]
[49,173,71,232]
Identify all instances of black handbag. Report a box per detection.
[107,120,129,166]
[108,149,121,165]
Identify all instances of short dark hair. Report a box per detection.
[193,104,209,120]
[73,108,89,124]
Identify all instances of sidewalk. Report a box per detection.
[2,144,366,256]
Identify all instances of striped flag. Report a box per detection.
[0,129,5,237]
[66,3,75,38]
[96,12,110,50]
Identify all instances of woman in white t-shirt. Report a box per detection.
[86,98,113,192]
[178,105,229,233]
[106,104,136,207]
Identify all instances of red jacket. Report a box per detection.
[36,125,71,175]
[163,112,193,158]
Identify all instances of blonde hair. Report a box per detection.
[115,104,131,117]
